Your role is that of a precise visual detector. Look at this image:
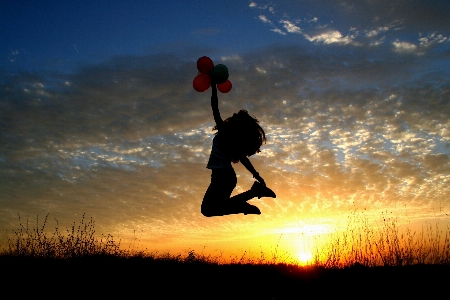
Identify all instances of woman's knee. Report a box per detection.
[201,204,215,217]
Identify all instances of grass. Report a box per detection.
[1,213,449,298]
[2,213,127,259]
[2,211,450,265]
[311,210,450,267]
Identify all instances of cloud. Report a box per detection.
[391,31,449,54]
[249,1,276,13]
[392,40,418,53]
[257,15,286,36]
[249,1,450,52]
[280,20,302,34]
[365,26,391,38]
[304,30,360,45]
[271,28,286,36]
[419,32,449,47]
[1,43,450,249]
[259,15,271,24]
[221,55,243,62]
[369,36,386,46]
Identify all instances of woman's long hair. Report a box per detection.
[213,110,266,163]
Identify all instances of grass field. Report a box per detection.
[1,213,449,299]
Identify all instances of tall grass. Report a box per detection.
[312,211,450,267]
[2,212,450,267]
[2,213,126,259]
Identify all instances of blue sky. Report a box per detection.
[1,1,450,256]
[5,1,448,74]
[2,1,278,73]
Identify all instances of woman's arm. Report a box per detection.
[240,156,266,186]
[211,84,224,130]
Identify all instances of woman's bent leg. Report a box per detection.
[229,190,256,203]
[201,168,262,216]
[201,168,237,217]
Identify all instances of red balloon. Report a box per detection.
[217,80,232,93]
[193,74,211,92]
[197,56,214,74]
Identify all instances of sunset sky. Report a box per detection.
[1,1,450,261]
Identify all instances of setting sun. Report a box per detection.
[297,250,313,265]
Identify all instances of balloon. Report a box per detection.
[217,80,232,93]
[210,64,229,84]
[197,56,214,74]
[193,74,211,92]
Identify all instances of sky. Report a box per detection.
[1,0,450,260]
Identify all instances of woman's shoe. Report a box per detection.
[242,203,261,215]
[251,182,276,199]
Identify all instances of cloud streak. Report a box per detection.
[250,0,450,52]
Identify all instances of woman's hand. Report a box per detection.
[254,173,266,186]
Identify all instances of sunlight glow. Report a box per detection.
[269,221,336,265]
[275,223,333,236]
[297,250,313,265]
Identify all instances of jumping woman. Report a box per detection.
[201,83,276,217]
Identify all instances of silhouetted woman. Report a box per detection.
[201,83,276,217]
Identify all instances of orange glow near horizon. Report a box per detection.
[297,250,314,265]
[7,207,448,268]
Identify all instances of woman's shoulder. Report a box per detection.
[215,127,232,140]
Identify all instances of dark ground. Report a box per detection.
[1,256,448,299]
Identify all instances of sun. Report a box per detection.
[297,250,313,265]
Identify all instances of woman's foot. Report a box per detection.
[241,202,261,215]
[203,201,261,216]
[251,181,276,199]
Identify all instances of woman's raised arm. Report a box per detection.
[211,84,224,130]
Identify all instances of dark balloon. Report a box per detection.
[193,74,211,92]
[197,56,214,74]
[210,64,229,84]
[217,80,232,93]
